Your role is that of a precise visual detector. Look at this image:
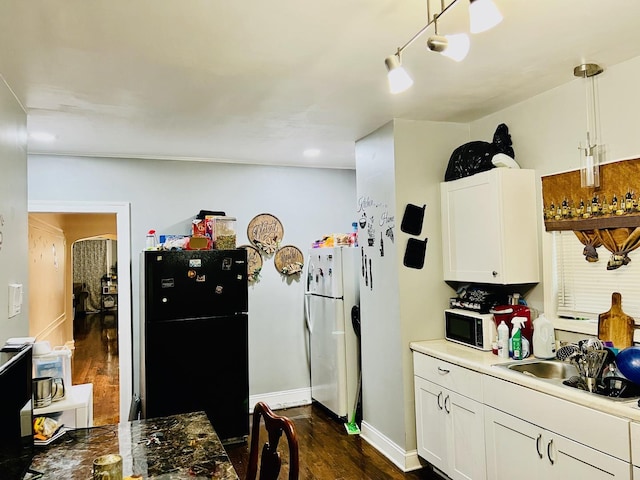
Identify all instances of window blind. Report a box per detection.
[554,231,640,319]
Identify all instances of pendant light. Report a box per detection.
[574,63,604,188]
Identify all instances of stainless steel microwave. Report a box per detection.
[444,308,495,351]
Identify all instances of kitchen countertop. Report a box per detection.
[410,339,640,422]
[28,411,239,479]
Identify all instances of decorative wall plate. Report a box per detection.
[240,244,263,282]
[247,213,284,254]
[274,245,304,275]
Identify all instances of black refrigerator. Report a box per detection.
[140,249,249,443]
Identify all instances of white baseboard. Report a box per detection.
[360,420,425,473]
[249,387,312,413]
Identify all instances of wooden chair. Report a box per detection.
[246,401,299,480]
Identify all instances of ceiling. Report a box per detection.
[2,0,640,170]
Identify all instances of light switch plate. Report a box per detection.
[8,283,23,318]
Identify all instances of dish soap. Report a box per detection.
[533,314,556,359]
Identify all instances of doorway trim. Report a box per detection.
[28,200,132,421]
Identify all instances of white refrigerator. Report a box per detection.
[305,247,360,419]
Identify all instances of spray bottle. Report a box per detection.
[510,317,528,360]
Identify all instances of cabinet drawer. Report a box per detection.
[413,352,482,402]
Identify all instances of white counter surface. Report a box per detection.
[410,339,640,422]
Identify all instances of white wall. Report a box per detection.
[0,76,28,346]
[27,156,356,403]
[470,54,640,316]
[355,119,468,469]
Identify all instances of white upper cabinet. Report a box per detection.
[440,168,540,284]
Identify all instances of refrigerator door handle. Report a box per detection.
[304,294,312,334]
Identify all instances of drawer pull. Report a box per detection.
[437,367,450,375]
[444,395,451,414]
[437,391,443,410]
[547,439,555,465]
[535,434,543,459]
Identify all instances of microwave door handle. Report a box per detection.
[490,307,514,314]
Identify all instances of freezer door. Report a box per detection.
[309,295,349,418]
[144,250,248,321]
[306,248,344,298]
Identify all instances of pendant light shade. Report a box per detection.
[385,55,413,94]
[427,33,470,62]
[469,0,503,34]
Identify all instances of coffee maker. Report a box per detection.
[491,305,537,357]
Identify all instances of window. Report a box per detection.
[554,231,640,319]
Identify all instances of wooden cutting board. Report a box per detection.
[598,292,635,349]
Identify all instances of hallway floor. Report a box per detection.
[72,312,120,426]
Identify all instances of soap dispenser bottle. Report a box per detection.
[533,314,556,359]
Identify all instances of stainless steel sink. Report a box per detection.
[506,360,579,379]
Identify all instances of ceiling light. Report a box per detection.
[574,63,604,188]
[427,33,470,62]
[29,131,57,142]
[385,54,413,94]
[385,0,503,93]
[469,0,503,34]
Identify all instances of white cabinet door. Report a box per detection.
[415,376,486,480]
[415,376,448,472]
[485,406,631,480]
[484,406,545,480]
[440,168,539,284]
[448,389,486,480]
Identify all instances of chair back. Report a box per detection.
[246,402,299,480]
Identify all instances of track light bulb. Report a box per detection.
[385,55,413,94]
[469,0,503,33]
[427,34,470,62]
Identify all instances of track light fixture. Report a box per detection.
[385,0,503,94]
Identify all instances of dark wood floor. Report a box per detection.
[72,312,120,425]
[226,403,443,480]
[71,314,441,479]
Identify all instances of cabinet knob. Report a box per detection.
[492,271,498,277]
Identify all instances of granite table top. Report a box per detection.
[28,411,239,479]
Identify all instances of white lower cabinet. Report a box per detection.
[485,406,630,479]
[413,353,486,480]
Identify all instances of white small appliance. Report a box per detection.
[304,247,360,419]
[445,308,496,351]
